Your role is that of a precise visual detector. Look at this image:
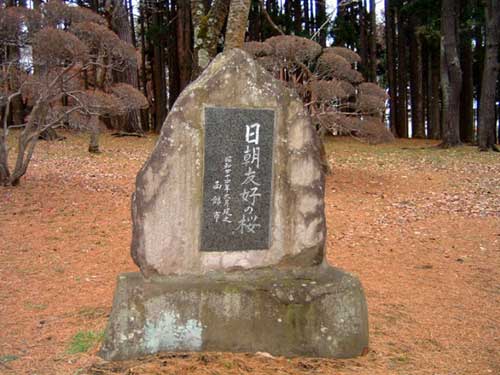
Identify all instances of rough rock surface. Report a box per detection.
[131,49,326,276]
[99,264,369,360]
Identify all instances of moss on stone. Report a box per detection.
[223,284,241,295]
[197,15,210,42]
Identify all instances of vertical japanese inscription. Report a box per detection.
[201,107,275,251]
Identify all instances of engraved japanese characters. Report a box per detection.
[201,107,274,251]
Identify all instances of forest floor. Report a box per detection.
[1,131,499,375]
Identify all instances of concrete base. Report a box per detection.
[99,264,368,360]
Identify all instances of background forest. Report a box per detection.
[1,0,499,185]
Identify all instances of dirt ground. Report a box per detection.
[1,131,499,375]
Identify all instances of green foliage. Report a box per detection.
[25,302,48,311]
[400,0,440,18]
[146,22,169,43]
[416,23,440,47]
[67,330,104,354]
[401,0,441,46]
[331,1,361,50]
[77,306,107,319]
[0,355,19,364]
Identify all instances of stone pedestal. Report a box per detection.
[99,264,368,360]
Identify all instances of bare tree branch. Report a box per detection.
[310,0,356,42]
[259,0,284,36]
[2,92,21,140]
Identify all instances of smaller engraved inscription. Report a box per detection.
[200,107,275,251]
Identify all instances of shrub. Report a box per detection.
[244,36,393,144]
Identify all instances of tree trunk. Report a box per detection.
[0,95,16,185]
[167,0,181,110]
[359,1,368,73]
[385,0,397,135]
[303,0,310,35]
[368,0,377,82]
[248,0,260,40]
[9,97,24,126]
[9,99,48,186]
[396,8,408,138]
[5,1,25,127]
[88,116,101,153]
[225,0,252,50]
[106,0,143,133]
[39,128,62,141]
[127,0,137,47]
[440,0,462,147]
[472,9,485,138]
[459,30,474,143]
[315,0,326,47]
[248,0,261,40]
[151,7,167,132]
[478,0,499,151]
[284,0,292,33]
[428,46,441,139]
[0,138,9,185]
[139,0,150,132]
[177,0,193,90]
[409,17,425,138]
[497,86,499,144]
[292,0,302,35]
[191,0,230,76]
[422,41,429,134]
[497,77,499,144]
[309,0,315,35]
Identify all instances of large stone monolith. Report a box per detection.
[99,49,368,361]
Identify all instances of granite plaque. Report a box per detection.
[200,107,275,251]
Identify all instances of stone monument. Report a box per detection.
[99,49,368,360]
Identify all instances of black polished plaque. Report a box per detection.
[200,107,275,251]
